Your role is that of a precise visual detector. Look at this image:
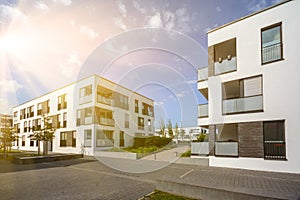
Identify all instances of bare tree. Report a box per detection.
[159,118,166,136]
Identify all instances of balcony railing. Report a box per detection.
[262,43,282,64]
[198,67,208,81]
[198,104,208,118]
[79,95,92,104]
[84,116,93,124]
[97,95,114,105]
[191,142,209,155]
[96,139,114,147]
[215,56,237,75]
[215,142,238,156]
[84,139,91,147]
[223,95,263,114]
[99,118,115,126]
[264,141,286,160]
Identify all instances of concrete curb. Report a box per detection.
[12,154,83,164]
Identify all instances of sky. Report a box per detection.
[0,0,283,128]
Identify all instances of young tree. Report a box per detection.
[180,129,186,142]
[167,119,173,138]
[159,118,166,136]
[0,116,17,159]
[174,123,179,139]
[30,114,55,155]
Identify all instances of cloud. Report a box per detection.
[53,0,72,6]
[117,1,127,17]
[114,18,127,31]
[272,0,283,4]
[186,80,197,84]
[154,101,164,106]
[0,80,22,93]
[246,0,268,12]
[59,51,82,78]
[35,1,49,11]
[133,1,145,14]
[144,7,192,33]
[0,4,27,26]
[216,6,221,12]
[203,24,219,33]
[79,25,98,40]
[0,98,12,114]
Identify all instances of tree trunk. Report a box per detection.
[43,141,48,155]
[37,140,40,156]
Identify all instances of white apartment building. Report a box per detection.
[197,0,300,173]
[12,74,154,155]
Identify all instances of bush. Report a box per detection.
[181,149,191,157]
[133,136,172,148]
[197,133,208,142]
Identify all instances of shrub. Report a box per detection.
[133,136,172,148]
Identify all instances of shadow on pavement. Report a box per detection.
[0,157,97,174]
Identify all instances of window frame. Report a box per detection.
[261,22,283,65]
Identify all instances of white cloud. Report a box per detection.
[216,6,221,12]
[79,25,98,40]
[0,80,22,93]
[145,12,163,28]
[59,51,82,78]
[35,1,49,11]
[114,18,127,31]
[133,1,145,14]
[0,4,27,25]
[154,101,164,106]
[0,98,12,114]
[68,51,82,66]
[246,0,268,12]
[53,0,72,6]
[117,1,127,18]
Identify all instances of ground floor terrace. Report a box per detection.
[193,120,299,173]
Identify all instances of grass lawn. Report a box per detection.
[142,191,197,200]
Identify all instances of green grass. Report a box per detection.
[181,149,191,157]
[142,191,197,200]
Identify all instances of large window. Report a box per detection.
[80,85,92,97]
[22,135,25,146]
[58,94,67,110]
[135,100,139,113]
[138,117,144,130]
[84,129,92,147]
[263,121,286,160]
[261,22,283,64]
[60,131,76,147]
[124,113,129,128]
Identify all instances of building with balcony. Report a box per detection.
[197,0,300,173]
[0,114,13,148]
[12,74,155,155]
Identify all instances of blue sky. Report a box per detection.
[0,0,282,128]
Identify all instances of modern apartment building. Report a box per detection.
[12,74,154,155]
[0,114,13,147]
[197,0,300,173]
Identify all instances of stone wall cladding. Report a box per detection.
[209,125,215,156]
[238,121,264,158]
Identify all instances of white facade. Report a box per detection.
[12,75,154,155]
[198,0,300,173]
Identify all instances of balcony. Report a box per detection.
[191,142,209,156]
[215,56,237,75]
[79,95,92,104]
[97,95,114,106]
[99,118,114,126]
[223,95,263,115]
[96,139,114,147]
[84,116,93,124]
[198,104,208,118]
[215,142,238,156]
[198,67,208,82]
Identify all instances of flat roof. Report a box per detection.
[207,0,292,34]
[13,74,154,108]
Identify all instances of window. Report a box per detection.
[148,119,152,131]
[84,129,92,147]
[29,105,34,117]
[60,132,67,147]
[37,118,41,130]
[261,22,283,64]
[30,139,35,147]
[58,94,67,110]
[63,112,67,128]
[58,114,61,128]
[119,131,124,147]
[24,121,28,132]
[80,85,92,97]
[76,110,81,126]
[20,108,26,120]
[96,130,114,147]
[37,103,42,115]
[14,111,18,118]
[124,113,129,128]
[22,135,25,146]
[263,121,286,160]
[135,100,139,113]
[138,117,144,130]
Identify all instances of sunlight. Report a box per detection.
[0,33,28,56]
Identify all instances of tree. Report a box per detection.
[174,123,179,139]
[159,118,166,136]
[0,116,17,160]
[30,114,55,155]
[167,119,173,138]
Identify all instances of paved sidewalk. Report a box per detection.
[142,145,189,162]
[155,163,300,200]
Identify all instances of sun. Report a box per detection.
[0,33,27,56]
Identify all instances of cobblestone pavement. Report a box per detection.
[1,157,299,199]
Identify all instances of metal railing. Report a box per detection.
[198,67,208,81]
[264,141,286,160]
[262,43,282,64]
[215,142,238,156]
[97,95,114,105]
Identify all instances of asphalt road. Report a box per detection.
[0,157,195,200]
